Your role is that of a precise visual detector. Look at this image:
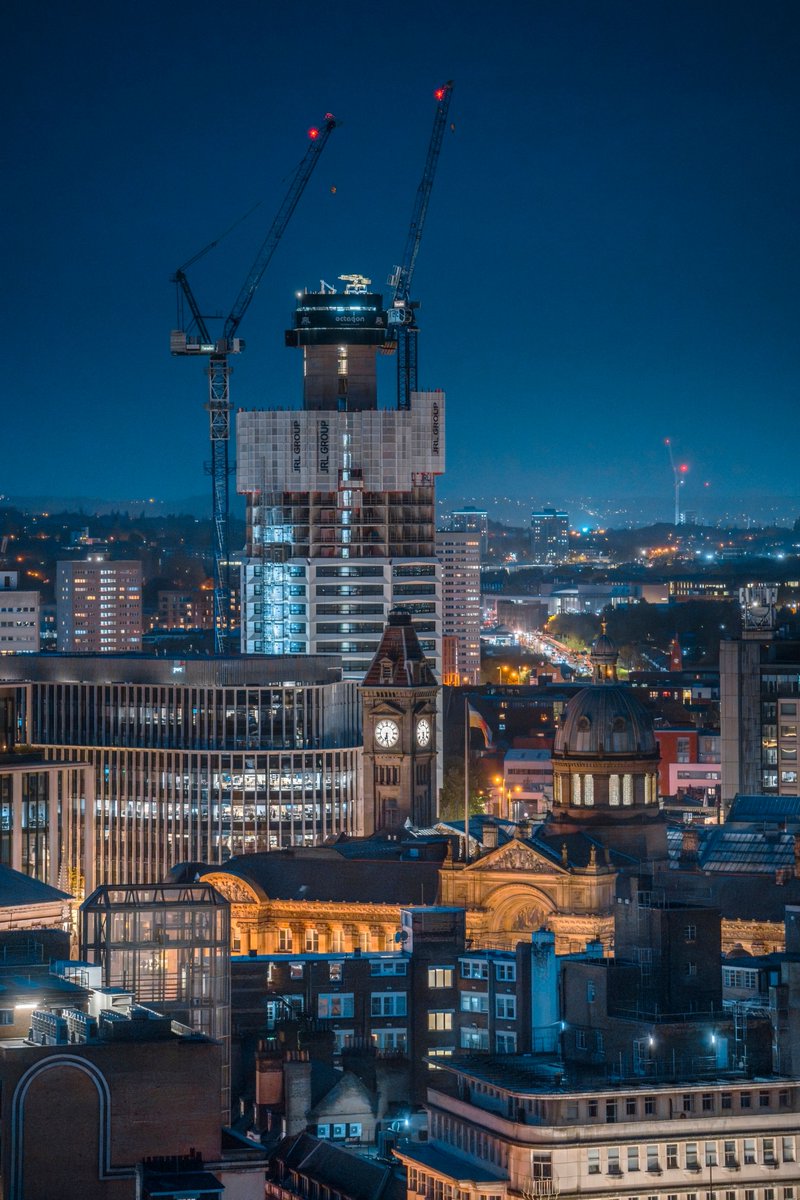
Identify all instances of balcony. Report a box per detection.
[527,1181,557,1198]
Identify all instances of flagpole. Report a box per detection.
[464,692,470,864]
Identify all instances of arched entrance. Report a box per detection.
[485,884,557,948]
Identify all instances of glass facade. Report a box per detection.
[0,657,362,888]
[81,882,230,1116]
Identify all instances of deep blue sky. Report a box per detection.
[4,0,799,521]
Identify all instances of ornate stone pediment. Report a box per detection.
[203,873,259,905]
[472,841,562,875]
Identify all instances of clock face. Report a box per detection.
[416,718,432,747]
[374,719,400,749]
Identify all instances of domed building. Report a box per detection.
[548,626,667,861]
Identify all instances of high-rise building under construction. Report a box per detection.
[237,277,445,677]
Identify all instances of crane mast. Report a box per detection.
[664,438,688,527]
[171,116,338,652]
[388,82,453,410]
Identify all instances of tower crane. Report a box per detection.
[387,82,453,410]
[171,115,338,652]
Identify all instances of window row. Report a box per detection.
[587,1137,794,1175]
[604,1190,794,1200]
[579,1087,791,1122]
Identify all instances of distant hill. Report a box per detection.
[6,494,245,519]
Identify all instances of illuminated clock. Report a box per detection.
[416,718,431,747]
[374,719,400,748]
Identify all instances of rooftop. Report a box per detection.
[0,653,345,687]
[430,1054,796,1098]
[0,864,70,908]
[394,1142,505,1183]
[193,850,440,906]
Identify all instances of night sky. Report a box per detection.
[4,0,800,523]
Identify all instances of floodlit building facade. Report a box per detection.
[396,1061,800,1200]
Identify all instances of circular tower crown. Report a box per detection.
[590,621,619,684]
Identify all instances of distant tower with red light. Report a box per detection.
[664,439,689,526]
[669,634,683,671]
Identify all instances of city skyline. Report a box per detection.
[5,0,799,507]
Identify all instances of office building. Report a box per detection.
[720,585,799,802]
[0,754,93,893]
[530,507,569,563]
[450,507,489,557]
[435,529,481,685]
[0,571,39,653]
[0,654,362,891]
[56,558,142,652]
[237,280,444,678]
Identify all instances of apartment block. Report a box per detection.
[0,571,39,653]
[436,530,480,685]
[56,558,142,652]
[530,508,569,563]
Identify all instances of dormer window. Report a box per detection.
[576,715,592,753]
[611,716,628,752]
[379,657,393,685]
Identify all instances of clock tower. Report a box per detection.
[360,609,439,833]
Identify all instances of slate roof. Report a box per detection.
[394,1141,506,1183]
[667,825,799,875]
[270,1132,395,1200]
[432,816,518,846]
[0,864,70,908]
[728,795,800,825]
[199,849,440,905]
[534,829,637,870]
[361,610,437,688]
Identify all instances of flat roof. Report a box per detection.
[430,1055,799,1097]
[394,1142,506,1184]
[0,653,345,687]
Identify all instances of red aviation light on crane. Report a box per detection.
[680,463,689,473]
[308,127,320,139]
[434,87,446,100]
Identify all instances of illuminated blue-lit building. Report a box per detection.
[237,278,444,679]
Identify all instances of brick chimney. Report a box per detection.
[283,1049,312,1136]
